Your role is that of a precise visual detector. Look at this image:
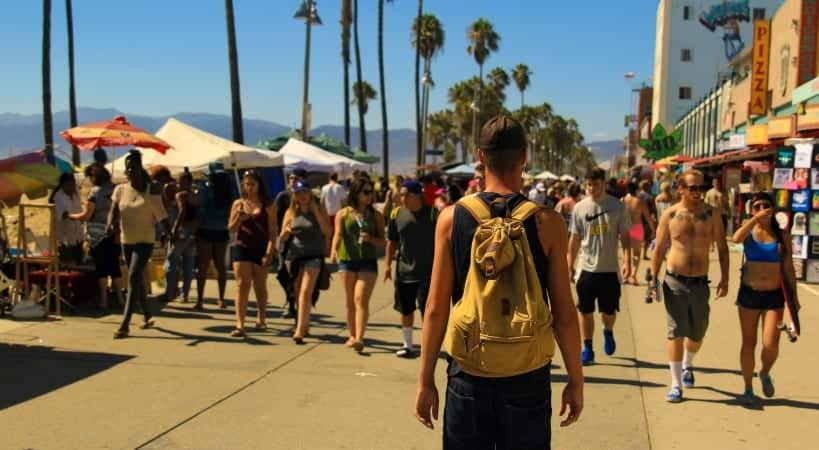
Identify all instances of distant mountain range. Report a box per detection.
[585,140,625,164]
[1,107,618,173]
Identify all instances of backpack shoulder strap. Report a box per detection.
[458,195,491,222]
[511,200,542,222]
[390,206,402,221]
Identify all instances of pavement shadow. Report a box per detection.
[687,385,819,411]
[0,343,133,410]
[607,356,742,376]
[137,326,276,347]
[552,373,665,388]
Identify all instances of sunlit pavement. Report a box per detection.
[1,249,816,449]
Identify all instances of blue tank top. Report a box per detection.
[744,236,780,263]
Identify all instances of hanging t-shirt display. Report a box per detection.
[773,144,819,284]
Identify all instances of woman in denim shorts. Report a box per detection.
[281,180,331,344]
[331,177,385,352]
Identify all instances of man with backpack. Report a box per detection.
[415,115,584,449]
[384,180,437,358]
[568,168,631,365]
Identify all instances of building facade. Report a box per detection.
[652,0,781,129]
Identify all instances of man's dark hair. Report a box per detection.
[91,165,111,186]
[292,168,309,179]
[478,115,526,174]
[330,172,338,182]
[585,168,606,181]
[627,182,639,195]
[568,183,581,198]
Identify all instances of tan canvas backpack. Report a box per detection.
[444,195,556,377]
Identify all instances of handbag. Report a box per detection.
[317,262,331,291]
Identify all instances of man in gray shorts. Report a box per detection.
[650,170,729,403]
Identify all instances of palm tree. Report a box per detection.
[42,0,54,159]
[466,18,500,153]
[488,67,509,95]
[512,64,531,109]
[341,0,352,146]
[352,0,366,151]
[413,0,424,172]
[352,81,377,146]
[378,1,394,179]
[225,0,244,144]
[65,0,79,165]
[412,13,445,166]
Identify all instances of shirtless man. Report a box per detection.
[650,170,729,403]
[622,182,656,285]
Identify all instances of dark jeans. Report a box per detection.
[119,243,154,331]
[444,363,552,450]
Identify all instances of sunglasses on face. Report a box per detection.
[683,185,709,193]
[752,202,772,211]
[361,189,374,195]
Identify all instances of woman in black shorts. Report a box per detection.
[731,192,800,404]
[228,170,278,337]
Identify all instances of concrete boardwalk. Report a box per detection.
[1,250,817,449]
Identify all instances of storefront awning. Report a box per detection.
[689,147,774,167]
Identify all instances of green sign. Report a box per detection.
[639,123,682,161]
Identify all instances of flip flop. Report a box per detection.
[230,328,246,338]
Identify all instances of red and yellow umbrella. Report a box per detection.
[60,115,171,153]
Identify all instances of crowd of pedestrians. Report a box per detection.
[47,114,802,449]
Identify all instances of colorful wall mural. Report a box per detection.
[699,0,752,60]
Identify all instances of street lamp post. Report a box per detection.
[421,71,433,164]
[295,0,322,141]
[469,97,480,162]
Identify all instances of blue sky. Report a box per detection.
[1,0,656,142]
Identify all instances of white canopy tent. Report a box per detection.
[280,152,335,173]
[278,138,367,177]
[560,174,575,182]
[107,118,283,181]
[534,170,558,180]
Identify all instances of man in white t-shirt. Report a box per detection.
[321,172,347,235]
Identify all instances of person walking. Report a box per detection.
[228,170,278,337]
[622,182,656,285]
[164,168,198,304]
[195,163,233,310]
[331,177,385,353]
[274,168,308,319]
[320,172,347,237]
[555,183,582,232]
[281,180,331,344]
[650,169,729,403]
[414,115,583,447]
[655,181,674,219]
[108,150,169,339]
[68,165,123,309]
[731,192,800,404]
[384,180,437,358]
[568,168,631,365]
[383,175,405,221]
[639,180,656,260]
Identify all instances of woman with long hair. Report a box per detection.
[731,192,800,404]
[68,165,123,309]
[195,163,233,309]
[228,170,277,337]
[51,173,84,265]
[281,181,331,344]
[331,177,386,352]
[108,150,169,339]
[165,168,199,303]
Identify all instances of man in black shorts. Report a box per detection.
[568,169,631,365]
[384,180,437,358]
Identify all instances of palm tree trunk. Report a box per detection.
[225,0,244,144]
[353,0,366,151]
[520,91,524,110]
[42,0,54,160]
[378,0,389,177]
[342,0,351,146]
[300,0,314,140]
[420,58,431,165]
[414,0,423,173]
[343,63,351,146]
[65,0,79,165]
